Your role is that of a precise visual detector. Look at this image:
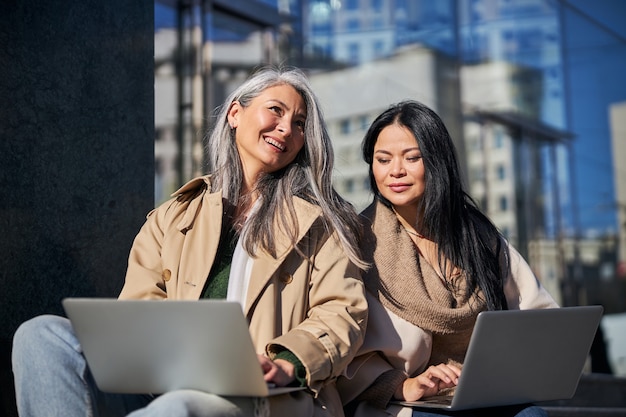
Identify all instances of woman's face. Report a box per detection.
[372,123,426,216]
[228,84,306,186]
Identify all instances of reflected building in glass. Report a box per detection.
[154,0,626,309]
[303,0,571,295]
[154,0,303,202]
[153,0,570,302]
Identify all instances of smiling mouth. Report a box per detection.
[264,137,285,152]
[388,183,410,192]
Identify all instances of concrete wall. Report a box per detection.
[0,1,154,415]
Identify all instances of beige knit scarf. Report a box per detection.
[361,201,487,368]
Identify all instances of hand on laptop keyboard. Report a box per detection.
[396,363,461,402]
[258,354,296,387]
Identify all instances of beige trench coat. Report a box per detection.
[118,176,368,417]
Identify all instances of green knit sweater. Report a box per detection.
[201,221,306,387]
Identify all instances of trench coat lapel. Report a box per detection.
[243,197,322,317]
[175,178,224,298]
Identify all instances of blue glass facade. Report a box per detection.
[154,0,626,312]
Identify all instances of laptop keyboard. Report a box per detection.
[420,395,453,405]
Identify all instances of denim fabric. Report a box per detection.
[409,404,548,417]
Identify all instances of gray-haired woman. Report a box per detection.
[13,67,368,417]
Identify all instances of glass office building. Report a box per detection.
[154,0,626,311]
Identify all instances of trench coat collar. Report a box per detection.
[172,175,213,233]
[170,175,324,315]
[244,196,323,316]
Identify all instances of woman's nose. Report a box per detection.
[390,161,406,177]
[277,118,292,137]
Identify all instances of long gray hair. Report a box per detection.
[205,67,365,269]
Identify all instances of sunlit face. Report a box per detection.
[372,123,426,217]
[228,84,306,187]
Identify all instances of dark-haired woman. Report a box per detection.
[338,100,558,417]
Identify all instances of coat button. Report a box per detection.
[279,272,293,284]
[162,269,172,282]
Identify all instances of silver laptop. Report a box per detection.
[62,298,306,397]
[392,305,604,411]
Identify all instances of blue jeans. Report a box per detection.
[349,394,548,417]
[12,315,256,417]
[409,404,548,417]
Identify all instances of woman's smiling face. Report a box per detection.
[228,84,306,187]
[372,123,426,214]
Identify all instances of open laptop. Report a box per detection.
[391,305,604,411]
[62,298,306,397]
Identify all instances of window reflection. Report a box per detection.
[155,0,626,321]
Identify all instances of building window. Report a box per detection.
[346,18,360,31]
[373,40,385,57]
[359,115,369,130]
[496,164,506,180]
[499,196,508,211]
[493,126,505,148]
[345,0,359,10]
[348,42,360,64]
[340,119,351,134]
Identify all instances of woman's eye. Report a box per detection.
[407,156,422,162]
[376,158,390,164]
[269,106,282,114]
[295,120,305,129]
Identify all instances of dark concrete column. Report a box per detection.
[0,1,154,415]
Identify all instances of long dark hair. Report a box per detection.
[363,100,508,310]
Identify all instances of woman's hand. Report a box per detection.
[258,354,296,387]
[394,364,461,401]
